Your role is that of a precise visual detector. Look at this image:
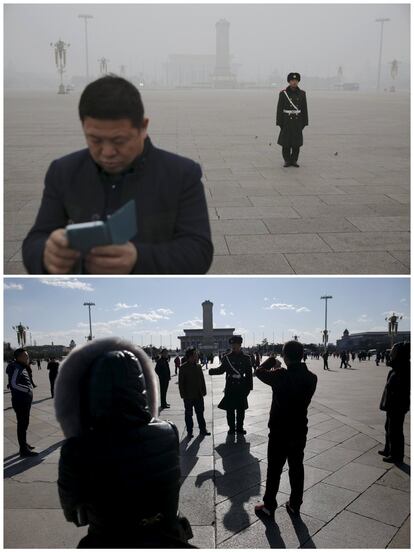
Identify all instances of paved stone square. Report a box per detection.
[4,356,410,548]
[4,89,410,274]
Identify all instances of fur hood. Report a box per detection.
[54,337,158,439]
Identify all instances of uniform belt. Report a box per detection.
[283,109,301,115]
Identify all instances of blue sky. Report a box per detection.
[4,277,410,348]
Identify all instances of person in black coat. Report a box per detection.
[379,341,410,464]
[276,72,308,167]
[209,336,253,434]
[47,357,60,398]
[255,340,317,518]
[54,337,193,548]
[22,75,213,275]
[7,348,38,457]
[155,349,171,409]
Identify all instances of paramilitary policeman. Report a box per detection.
[209,336,253,434]
[276,72,309,168]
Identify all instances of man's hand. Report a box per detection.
[85,242,137,274]
[44,229,81,274]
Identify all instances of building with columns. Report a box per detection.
[178,300,236,353]
[336,328,410,351]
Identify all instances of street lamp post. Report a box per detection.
[50,39,70,94]
[78,14,93,82]
[320,295,333,350]
[385,312,402,348]
[375,18,390,92]
[83,302,95,341]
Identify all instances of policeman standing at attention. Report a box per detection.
[276,72,309,167]
[209,336,253,434]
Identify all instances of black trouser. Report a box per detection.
[226,409,245,431]
[12,398,32,451]
[49,374,57,398]
[159,379,169,406]
[184,398,206,433]
[282,146,300,163]
[384,411,406,461]
[323,359,329,370]
[263,433,306,511]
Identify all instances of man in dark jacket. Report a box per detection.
[22,75,213,275]
[255,340,317,518]
[155,349,171,409]
[47,357,60,398]
[209,336,253,434]
[8,348,38,457]
[178,348,211,438]
[379,341,410,464]
[276,72,308,167]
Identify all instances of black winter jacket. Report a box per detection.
[7,361,33,402]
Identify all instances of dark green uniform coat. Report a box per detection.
[276,87,309,147]
[209,352,253,410]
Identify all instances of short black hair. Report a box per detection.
[185,347,197,359]
[392,341,410,364]
[283,340,304,363]
[79,75,145,128]
[14,348,27,360]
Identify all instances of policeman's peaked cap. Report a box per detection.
[287,72,301,82]
[229,336,243,344]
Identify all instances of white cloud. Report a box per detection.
[357,314,372,323]
[400,298,407,303]
[178,318,202,329]
[155,308,174,317]
[220,308,226,316]
[265,303,310,313]
[4,283,23,291]
[333,319,346,325]
[220,307,234,317]
[259,325,265,328]
[40,278,94,291]
[264,297,269,301]
[114,302,139,310]
[266,303,296,311]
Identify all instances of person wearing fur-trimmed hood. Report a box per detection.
[54,337,194,548]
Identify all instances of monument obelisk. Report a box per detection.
[213,19,236,88]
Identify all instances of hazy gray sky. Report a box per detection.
[4,3,410,81]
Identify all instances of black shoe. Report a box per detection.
[286,501,300,517]
[20,448,39,458]
[383,456,403,464]
[291,163,300,167]
[237,428,247,434]
[26,444,35,450]
[200,430,211,436]
[161,404,170,409]
[378,450,388,456]
[228,428,236,435]
[283,162,291,167]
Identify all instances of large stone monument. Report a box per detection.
[212,19,236,88]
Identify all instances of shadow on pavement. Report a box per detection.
[32,397,52,405]
[396,461,410,475]
[256,515,286,548]
[196,434,261,538]
[4,440,65,478]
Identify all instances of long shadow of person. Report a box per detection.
[4,440,65,478]
[179,433,205,481]
[196,434,263,538]
[256,514,286,548]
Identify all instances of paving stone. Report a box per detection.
[320,231,410,252]
[212,235,230,255]
[4,508,87,548]
[339,433,380,452]
[208,253,294,274]
[285,251,408,274]
[218,508,324,549]
[5,479,61,509]
[310,509,398,549]
[323,461,386,492]
[387,515,410,548]
[179,476,215,525]
[375,466,411,493]
[263,216,357,234]
[189,525,216,548]
[215,460,268,503]
[347,483,410,527]
[306,437,337,454]
[217,206,300,220]
[210,219,269,236]
[346,215,409,232]
[300,482,358,522]
[305,445,363,471]
[279,464,332,494]
[180,455,214,477]
[226,234,331,254]
[390,250,410,269]
[355,446,399,469]
[318,424,360,443]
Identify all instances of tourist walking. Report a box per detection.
[47,357,60,398]
[155,349,171,409]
